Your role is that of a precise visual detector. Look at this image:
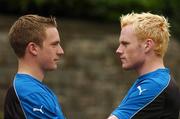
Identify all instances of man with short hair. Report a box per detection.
[4,15,66,119]
[108,12,180,119]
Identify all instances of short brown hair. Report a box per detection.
[120,12,170,57]
[9,14,57,58]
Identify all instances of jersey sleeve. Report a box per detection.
[20,92,65,119]
[111,79,168,119]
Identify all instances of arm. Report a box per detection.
[110,80,166,119]
[21,92,65,118]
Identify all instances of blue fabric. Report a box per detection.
[13,73,66,119]
[111,68,170,119]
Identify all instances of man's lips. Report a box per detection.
[54,59,60,62]
[120,57,126,62]
[120,56,125,60]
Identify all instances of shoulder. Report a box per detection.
[13,75,59,112]
[23,92,57,109]
[19,91,63,118]
[9,74,65,118]
[133,74,170,99]
[138,69,171,94]
[13,75,48,97]
[25,92,64,118]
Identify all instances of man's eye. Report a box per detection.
[52,42,59,46]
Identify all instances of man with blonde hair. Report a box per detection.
[108,12,180,119]
[4,15,66,119]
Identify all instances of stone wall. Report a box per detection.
[0,15,180,119]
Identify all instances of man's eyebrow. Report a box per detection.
[120,40,129,44]
[51,40,60,44]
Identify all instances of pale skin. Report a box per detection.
[18,27,64,81]
[107,24,164,119]
[107,115,118,119]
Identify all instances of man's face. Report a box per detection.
[116,25,145,70]
[37,27,64,71]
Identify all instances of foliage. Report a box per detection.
[0,0,180,38]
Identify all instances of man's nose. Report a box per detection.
[57,46,64,55]
[116,46,122,54]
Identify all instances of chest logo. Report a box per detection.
[137,86,147,95]
[33,105,44,114]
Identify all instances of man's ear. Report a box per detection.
[26,42,39,56]
[144,39,155,53]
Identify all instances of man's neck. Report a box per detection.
[137,57,165,76]
[18,60,44,81]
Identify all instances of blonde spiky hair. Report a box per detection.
[120,12,170,57]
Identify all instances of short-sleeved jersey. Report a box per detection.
[4,73,66,119]
[111,68,180,119]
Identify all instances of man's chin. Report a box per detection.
[45,66,58,71]
[122,65,131,70]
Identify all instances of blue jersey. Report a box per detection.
[111,68,180,119]
[4,73,66,119]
